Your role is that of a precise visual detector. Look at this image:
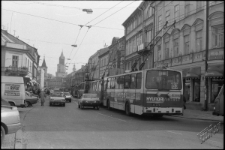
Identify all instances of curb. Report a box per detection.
[14,129,23,149]
[170,115,224,123]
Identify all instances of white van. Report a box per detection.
[1,76,26,107]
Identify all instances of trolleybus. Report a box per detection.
[102,67,184,117]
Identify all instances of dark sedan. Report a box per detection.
[49,92,66,107]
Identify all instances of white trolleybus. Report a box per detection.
[101,67,184,117]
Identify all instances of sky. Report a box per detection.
[2,0,142,76]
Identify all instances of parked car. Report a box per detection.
[78,93,100,110]
[24,91,38,107]
[63,92,72,103]
[1,99,21,145]
[49,92,66,107]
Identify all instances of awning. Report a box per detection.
[205,64,224,78]
[183,67,201,79]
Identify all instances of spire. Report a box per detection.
[41,57,47,68]
[60,50,65,58]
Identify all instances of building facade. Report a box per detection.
[152,1,224,110]
[108,36,126,76]
[88,50,101,80]
[122,1,155,72]
[1,29,40,83]
[98,47,109,78]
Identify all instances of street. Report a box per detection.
[2,97,221,149]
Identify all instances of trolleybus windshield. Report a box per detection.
[146,70,181,90]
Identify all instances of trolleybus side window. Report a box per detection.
[124,75,131,89]
[111,77,115,89]
[115,77,119,89]
[107,78,111,89]
[136,73,142,89]
[117,76,124,89]
[130,74,136,89]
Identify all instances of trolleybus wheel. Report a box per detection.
[107,100,110,110]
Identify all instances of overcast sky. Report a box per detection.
[2,0,142,75]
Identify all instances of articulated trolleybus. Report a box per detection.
[102,67,184,117]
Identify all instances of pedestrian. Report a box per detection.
[183,96,186,109]
[40,89,46,106]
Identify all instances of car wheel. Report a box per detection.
[1,126,5,145]
[9,102,15,106]
[24,101,30,108]
[153,114,163,118]
[125,103,131,116]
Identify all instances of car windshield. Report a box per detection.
[83,94,98,98]
[64,92,70,95]
[51,92,64,97]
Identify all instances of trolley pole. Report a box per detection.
[204,1,209,111]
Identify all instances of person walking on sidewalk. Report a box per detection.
[40,89,46,106]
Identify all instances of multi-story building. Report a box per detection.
[108,36,126,76]
[122,1,155,72]
[1,29,40,84]
[88,50,101,80]
[73,65,87,86]
[152,1,224,110]
[99,47,109,78]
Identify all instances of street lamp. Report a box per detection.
[71,44,77,47]
[82,9,93,14]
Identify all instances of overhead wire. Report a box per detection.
[2,8,123,30]
[69,27,91,65]
[93,1,136,26]
[85,1,123,26]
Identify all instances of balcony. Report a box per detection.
[2,66,29,77]
[137,42,153,56]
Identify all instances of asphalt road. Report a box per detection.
[2,97,224,149]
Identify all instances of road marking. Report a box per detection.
[97,113,126,122]
[167,130,182,135]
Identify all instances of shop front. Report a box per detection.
[205,64,224,110]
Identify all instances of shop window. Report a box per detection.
[193,79,200,102]
[211,81,223,103]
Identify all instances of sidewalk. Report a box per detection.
[172,109,224,123]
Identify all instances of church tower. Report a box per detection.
[56,50,67,77]
[41,56,48,78]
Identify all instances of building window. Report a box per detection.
[166,10,170,23]
[146,30,152,43]
[184,35,190,54]
[185,1,191,17]
[157,45,161,61]
[174,5,179,20]
[148,7,152,17]
[196,1,202,11]
[196,30,202,52]
[12,55,19,68]
[165,42,169,59]
[158,15,162,30]
[212,25,224,48]
[173,39,179,57]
